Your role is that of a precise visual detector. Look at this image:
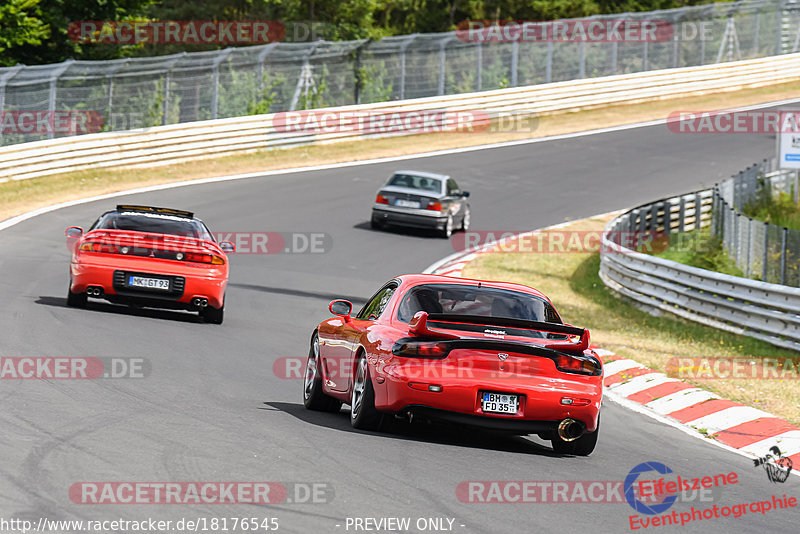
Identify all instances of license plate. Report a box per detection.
[128,276,170,291]
[395,199,421,208]
[481,392,519,414]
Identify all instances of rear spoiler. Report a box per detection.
[409,312,590,352]
[116,205,194,218]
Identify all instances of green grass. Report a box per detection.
[743,191,800,231]
[651,227,745,278]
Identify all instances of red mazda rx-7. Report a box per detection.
[303,274,603,455]
[65,205,234,324]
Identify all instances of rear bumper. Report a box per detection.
[70,256,227,309]
[373,363,602,432]
[372,206,448,230]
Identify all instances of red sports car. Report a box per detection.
[303,274,603,455]
[65,205,234,324]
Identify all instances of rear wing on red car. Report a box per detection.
[409,312,590,352]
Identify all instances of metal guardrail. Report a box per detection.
[2,52,800,183]
[1,0,798,147]
[600,179,800,352]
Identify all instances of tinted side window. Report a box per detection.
[446,179,460,196]
[356,284,397,320]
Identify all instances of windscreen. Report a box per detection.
[91,212,213,240]
[397,284,562,324]
[387,174,442,193]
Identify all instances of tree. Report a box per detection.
[0,0,50,66]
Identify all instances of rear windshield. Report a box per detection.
[387,174,442,193]
[396,284,561,324]
[91,212,213,240]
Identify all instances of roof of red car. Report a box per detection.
[394,273,550,302]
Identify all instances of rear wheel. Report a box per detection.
[460,206,471,231]
[440,214,454,238]
[303,335,342,412]
[370,215,384,230]
[350,354,382,430]
[202,301,224,324]
[66,284,87,308]
[551,415,599,456]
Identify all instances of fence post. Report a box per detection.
[48,60,74,139]
[0,64,24,146]
[354,40,369,105]
[762,223,769,282]
[643,40,649,71]
[512,40,520,86]
[211,48,234,120]
[611,40,618,75]
[579,41,586,79]
[256,43,278,106]
[679,196,686,232]
[781,226,788,285]
[695,192,703,228]
[476,42,482,92]
[745,217,753,278]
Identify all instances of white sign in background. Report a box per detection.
[777,111,800,170]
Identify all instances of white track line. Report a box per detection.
[645,388,720,415]
[741,431,800,458]
[602,359,645,376]
[609,373,681,397]
[685,406,775,434]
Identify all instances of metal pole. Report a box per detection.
[762,223,769,282]
[780,227,788,285]
[0,64,24,146]
[48,59,74,139]
[211,48,233,120]
[579,41,585,79]
[512,40,520,86]
[745,218,753,278]
[476,42,482,92]
[256,43,278,105]
[611,40,618,75]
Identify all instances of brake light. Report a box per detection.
[427,202,442,211]
[393,341,450,358]
[375,194,389,204]
[555,354,600,375]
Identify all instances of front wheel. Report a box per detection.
[303,335,342,412]
[460,206,471,231]
[551,415,599,456]
[350,354,382,430]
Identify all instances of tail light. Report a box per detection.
[393,341,450,359]
[80,242,118,253]
[427,202,442,211]
[185,253,225,265]
[375,194,389,204]
[555,354,601,375]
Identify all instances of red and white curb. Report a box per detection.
[424,220,800,472]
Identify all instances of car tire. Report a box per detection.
[551,415,599,456]
[460,206,471,231]
[66,284,87,308]
[370,217,384,230]
[202,301,224,324]
[303,334,343,413]
[350,353,383,430]
[440,214,454,238]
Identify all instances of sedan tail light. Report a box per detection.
[375,194,389,204]
[80,242,118,254]
[555,354,601,375]
[427,202,443,211]
[185,252,225,265]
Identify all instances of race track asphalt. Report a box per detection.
[0,118,796,533]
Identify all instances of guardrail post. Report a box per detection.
[679,196,686,232]
[781,226,788,285]
[695,192,703,228]
[734,213,740,266]
[745,217,753,278]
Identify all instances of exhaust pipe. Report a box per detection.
[87,286,104,297]
[192,297,209,308]
[557,418,584,442]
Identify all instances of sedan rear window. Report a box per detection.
[91,212,213,240]
[387,174,442,193]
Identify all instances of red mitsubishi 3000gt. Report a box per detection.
[65,205,234,324]
[303,274,603,455]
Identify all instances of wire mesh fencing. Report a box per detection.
[1,0,800,146]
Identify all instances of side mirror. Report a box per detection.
[329,299,353,321]
[462,191,470,198]
[219,241,235,253]
[65,227,83,238]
